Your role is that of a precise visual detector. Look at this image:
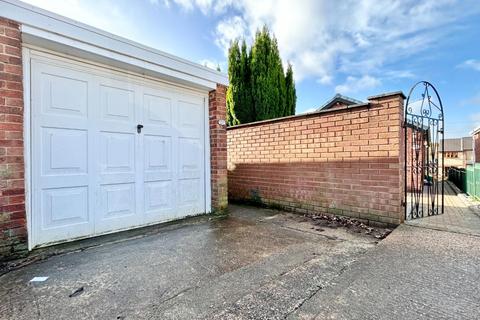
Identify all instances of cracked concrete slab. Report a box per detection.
[0,205,379,320]
[289,225,480,320]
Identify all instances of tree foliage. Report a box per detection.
[285,63,296,116]
[226,25,296,125]
[226,40,241,126]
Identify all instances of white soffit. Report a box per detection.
[0,0,228,90]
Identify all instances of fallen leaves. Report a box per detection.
[305,212,393,240]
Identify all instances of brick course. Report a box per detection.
[0,17,26,258]
[209,84,228,212]
[227,92,405,225]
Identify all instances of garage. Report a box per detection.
[0,0,228,255]
[28,52,208,247]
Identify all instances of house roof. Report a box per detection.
[440,137,473,152]
[317,93,364,111]
[472,126,480,136]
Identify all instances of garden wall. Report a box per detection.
[227,92,405,225]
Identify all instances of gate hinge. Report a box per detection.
[401,201,406,207]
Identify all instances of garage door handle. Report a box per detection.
[137,124,144,133]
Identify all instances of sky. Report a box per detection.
[20,0,480,138]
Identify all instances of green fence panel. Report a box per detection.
[466,165,474,196]
[475,163,480,199]
[447,166,480,194]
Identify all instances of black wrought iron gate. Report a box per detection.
[404,81,444,220]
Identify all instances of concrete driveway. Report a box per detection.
[292,184,480,320]
[0,205,381,320]
[290,225,480,319]
[1,202,479,320]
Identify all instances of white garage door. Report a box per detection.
[30,53,208,247]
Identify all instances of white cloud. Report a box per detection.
[384,70,416,79]
[20,0,139,40]
[214,16,247,55]
[335,75,381,94]
[317,75,333,85]
[458,59,480,71]
[167,0,479,86]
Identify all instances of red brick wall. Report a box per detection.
[0,18,26,258]
[209,84,228,212]
[474,131,480,163]
[228,93,405,225]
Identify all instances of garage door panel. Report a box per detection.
[177,178,202,213]
[99,183,136,219]
[37,185,92,245]
[178,137,202,179]
[144,134,172,181]
[37,66,89,119]
[99,132,136,185]
[144,181,175,220]
[100,84,135,122]
[96,182,138,233]
[143,92,172,127]
[99,131,135,176]
[41,186,90,229]
[41,127,88,176]
[177,99,203,137]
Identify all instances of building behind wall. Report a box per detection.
[316,94,364,111]
[439,137,473,172]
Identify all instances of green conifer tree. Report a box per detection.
[250,26,271,121]
[227,25,296,124]
[285,62,296,116]
[251,26,288,120]
[237,39,254,123]
[226,40,241,126]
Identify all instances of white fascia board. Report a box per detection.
[0,0,228,90]
[21,27,218,90]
